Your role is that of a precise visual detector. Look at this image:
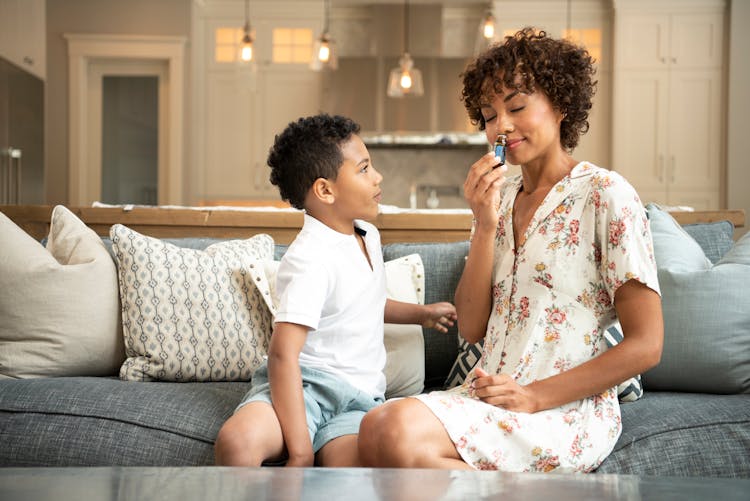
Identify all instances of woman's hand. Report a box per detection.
[420,302,457,333]
[470,367,539,413]
[463,152,508,233]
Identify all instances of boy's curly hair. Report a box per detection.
[461,27,597,151]
[268,114,360,210]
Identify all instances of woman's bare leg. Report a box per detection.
[358,398,471,469]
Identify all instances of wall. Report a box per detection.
[45,0,191,204]
[727,0,750,236]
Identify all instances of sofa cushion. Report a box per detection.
[0,377,249,466]
[0,206,124,379]
[111,225,275,382]
[643,205,750,394]
[682,220,735,263]
[383,241,470,390]
[597,392,750,477]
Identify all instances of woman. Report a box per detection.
[358,28,663,472]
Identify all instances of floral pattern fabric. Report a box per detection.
[414,162,660,472]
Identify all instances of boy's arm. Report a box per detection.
[384,298,457,333]
[267,321,313,467]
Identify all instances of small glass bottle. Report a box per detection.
[494,134,507,167]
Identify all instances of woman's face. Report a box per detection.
[479,79,564,167]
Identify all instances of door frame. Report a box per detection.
[65,34,185,205]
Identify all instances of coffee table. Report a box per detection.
[0,467,748,500]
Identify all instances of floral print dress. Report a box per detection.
[414,162,660,472]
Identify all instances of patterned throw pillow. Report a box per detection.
[110,224,275,382]
[444,337,483,389]
[604,323,644,402]
[445,323,644,402]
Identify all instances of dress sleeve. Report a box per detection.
[592,171,661,302]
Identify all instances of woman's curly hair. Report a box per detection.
[461,27,597,151]
[268,114,360,210]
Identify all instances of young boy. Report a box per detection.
[214,114,457,467]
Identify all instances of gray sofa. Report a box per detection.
[1,208,749,477]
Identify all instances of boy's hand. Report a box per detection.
[421,302,457,333]
[285,451,315,468]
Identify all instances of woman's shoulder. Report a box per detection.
[574,162,640,199]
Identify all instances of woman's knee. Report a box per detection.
[358,400,423,466]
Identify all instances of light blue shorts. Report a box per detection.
[236,362,383,453]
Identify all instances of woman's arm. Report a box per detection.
[472,279,663,413]
[455,153,508,343]
[267,322,313,467]
[384,299,456,332]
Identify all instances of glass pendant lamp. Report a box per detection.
[239,0,254,62]
[311,0,338,71]
[474,3,498,54]
[387,0,424,98]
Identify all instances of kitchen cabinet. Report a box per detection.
[611,0,725,209]
[0,0,45,81]
[192,2,323,202]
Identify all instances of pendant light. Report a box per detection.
[480,10,496,40]
[474,3,498,54]
[311,0,338,71]
[239,0,254,62]
[387,0,424,98]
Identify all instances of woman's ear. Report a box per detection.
[311,178,335,205]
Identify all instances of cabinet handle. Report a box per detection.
[669,156,676,184]
[657,154,665,183]
[23,56,34,66]
[671,57,677,64]
[661,57,666,64]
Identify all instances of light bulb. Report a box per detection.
[240,31,253,62]
[400,72,413,90]
[241,44,253,62]
[318,43,330,63]
[483,20,495,39]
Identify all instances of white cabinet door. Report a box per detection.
[669,12,724,69]
[612,1,725,209]
[204,72,257,199]
[612,70,669,200]
[666,68,722,209]
[615,13,670,70]
[0,0,45,80]
[253,68,323,198]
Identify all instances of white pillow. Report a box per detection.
[110,224,275,382]
[0,205,124,378]
[383,254,426,399]
[262,253,426,399]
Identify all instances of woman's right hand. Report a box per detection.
[463,152,508,233]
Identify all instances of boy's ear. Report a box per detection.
[311,178,335,205]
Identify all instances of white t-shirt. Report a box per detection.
[274,214,387,399]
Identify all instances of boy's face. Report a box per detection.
[330,134,383,221]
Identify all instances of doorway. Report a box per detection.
[65,34,185,205]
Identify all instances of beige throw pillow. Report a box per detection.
[111,224,275,382]
[383,254,426,398]
[0,205,124,378]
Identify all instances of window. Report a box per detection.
[272,28,313,64]
[563,29,602,63]
[215,27,243,63]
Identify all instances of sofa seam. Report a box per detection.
[0,409,216,445]
[616,419,750,451]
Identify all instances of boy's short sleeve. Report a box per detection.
[274,251,328,330]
